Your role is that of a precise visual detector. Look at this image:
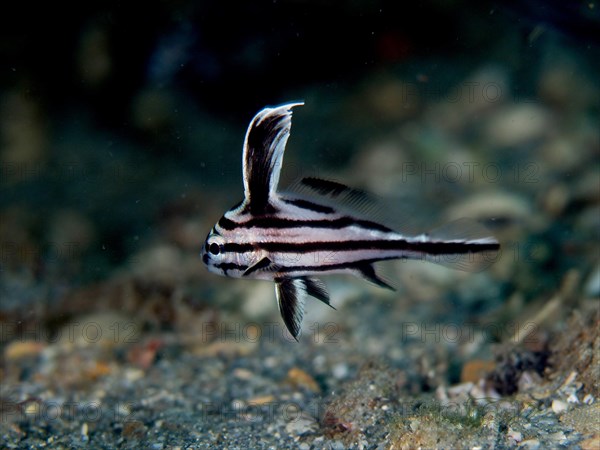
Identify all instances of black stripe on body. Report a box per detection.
[276,257,396,274]
[217,215,394,233]
[262,239,499,255]
[222,242,255,253]
[222,239,499,256]
[282,198,335,214]
[215,262,248,275]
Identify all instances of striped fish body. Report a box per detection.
[202,103,500,340]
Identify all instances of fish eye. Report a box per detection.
[209,243,221,255]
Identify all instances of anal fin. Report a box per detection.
[303,277,335,310]
[355,263,396,291]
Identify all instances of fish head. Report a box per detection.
[201,224,253,278]
[201,228,227,276]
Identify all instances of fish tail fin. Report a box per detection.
[423,218,500,272]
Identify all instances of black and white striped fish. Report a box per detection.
[202,102,500,340]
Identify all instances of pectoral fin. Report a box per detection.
[242,102,304,215]
[275,276,333,340]
[243,256,276,277]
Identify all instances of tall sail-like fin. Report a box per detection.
[242,102,304,215]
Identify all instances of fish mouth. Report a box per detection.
[200,239,210,266]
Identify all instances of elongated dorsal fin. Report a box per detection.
[242,102,303,215]
[287,177,421,235]
[275,276,332,340]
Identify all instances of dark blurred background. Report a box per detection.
[1,0,599,285]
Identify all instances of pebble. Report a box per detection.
[124,368,144,382]
[81,423,89,442]
[583,394,594,405]
[287,367,320,393]
[332,363,349,380]
[232,368,254,380]
[285,414,317,436]
[551,399,568,414]
[460,360,495,383]
[507,429,523,444]
[330,440,346,450]
[191,339,257,357]
[247,395,275,406]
